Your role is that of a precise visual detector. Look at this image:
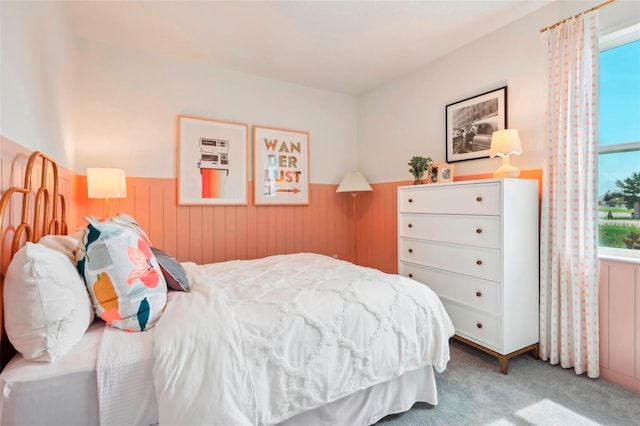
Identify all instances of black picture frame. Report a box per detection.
[445,86,507,163]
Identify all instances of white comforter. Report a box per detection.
[152,253,454,426]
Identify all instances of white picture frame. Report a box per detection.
[178,115,248,205]
[253,125,309,205]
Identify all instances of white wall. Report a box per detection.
[357,0,640,184]
[3,1,637,184]
[74,40,359,183]
[0,1,76,169]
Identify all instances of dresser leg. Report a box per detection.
[530,343,540,360]
[452,335,539,374]
[499,356,509,374]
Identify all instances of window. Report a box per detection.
[598,24,640,258]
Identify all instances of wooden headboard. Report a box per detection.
[0,151,68,369]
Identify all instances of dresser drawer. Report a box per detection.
[399,238,501,282]
[399,214,500,249]
[399,183,500,215]
[441,300,500,350]
[400,262,500,314]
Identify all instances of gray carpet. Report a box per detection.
[377,340,640,425]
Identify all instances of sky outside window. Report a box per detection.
[598,38,640,196]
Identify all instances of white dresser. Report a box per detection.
[398,178,539,374]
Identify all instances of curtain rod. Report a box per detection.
[539,0,617,33]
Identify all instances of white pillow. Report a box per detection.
[38,231,83,262]
[4,242,95,362]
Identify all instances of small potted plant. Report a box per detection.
[408,156,433,184]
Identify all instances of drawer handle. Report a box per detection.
[408,198,413,203]
[476,323,483,329]
[476,260,482,265]
[476,228,482,234]
[408,273,413,278]
[408,248,413,253]
[408,223,413,228]
[476,196,482,202]
[476,291,482,297]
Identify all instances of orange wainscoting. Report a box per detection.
[599,260,640,392]
[72,176,353,265]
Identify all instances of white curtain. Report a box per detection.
[540,11,600,378]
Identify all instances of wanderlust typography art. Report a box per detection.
[253,126,309,205]
[178,115,248,205]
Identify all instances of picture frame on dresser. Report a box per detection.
[446,86,507,163]
[437,163,455,183]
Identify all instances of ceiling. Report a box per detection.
[63,0,555,95]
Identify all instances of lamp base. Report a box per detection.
[493,163,520,178]
[493,155,520,178]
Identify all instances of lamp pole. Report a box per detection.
[351,192,357,264]
[336,171,373,265]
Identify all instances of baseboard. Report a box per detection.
[600,366,640,393]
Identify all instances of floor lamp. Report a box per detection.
[337,171,372,264]
[87,168,127,218]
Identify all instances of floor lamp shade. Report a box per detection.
[336,171,373,193]
[87,168,127,199]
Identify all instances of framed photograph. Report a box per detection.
[424,162,438,184]
[437,163,455,183]
[253,126,309,205]
[446,86,507,163]
[178,115,248,205]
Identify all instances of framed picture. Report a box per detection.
[445,86,507,163]
[437,163,455,183]
[425,162,438,184]
[253,126,309,205]
[178,115,248,205]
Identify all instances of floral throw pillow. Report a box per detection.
[76,216,167,331]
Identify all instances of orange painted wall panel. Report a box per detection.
[72,175,352,265]
[608,262,636,375]
[599,263,610,370]
[599,260,640,392]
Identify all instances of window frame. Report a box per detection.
[598,23,640,261]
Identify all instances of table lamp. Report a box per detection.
[490,129,522,178]
[87,168,127,217]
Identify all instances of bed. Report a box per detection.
[0,151,455,425]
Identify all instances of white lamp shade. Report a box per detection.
[336,171,372,193]
[87,168,127,198]
[490,129,523,158]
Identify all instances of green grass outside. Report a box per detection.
[599,207,633,213]
[599,223,640,249]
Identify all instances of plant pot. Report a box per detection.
[413,178,423,185]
